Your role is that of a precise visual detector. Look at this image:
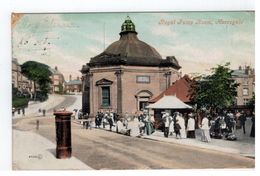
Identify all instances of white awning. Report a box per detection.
[146,95,192,109]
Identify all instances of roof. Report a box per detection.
[65,79,82,85]
[232,69,250,78]
[149,75,192,103]
[49,67,63,75]
[88,17,181,69]
[146,95,192,109]
[105,33,162,60]
[12,58,19,64]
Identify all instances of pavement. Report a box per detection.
[142,129,254,158]
[93,118,255,158]
[12,129,93,170]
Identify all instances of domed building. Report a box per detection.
[81,16,182,117]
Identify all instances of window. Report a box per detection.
[136,75,150,83]
[54,75,59,79]
[53,80,59,85]
[243,88,249,96]
[54,87,59,92]
[101,86,110,107]
[244,98,249,105]
[243,78,248,85]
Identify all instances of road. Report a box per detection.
[13,94,80,118]
[13,117,255,169]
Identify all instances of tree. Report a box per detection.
[190,62,239,112]
[247,92,255,112]
[21,61,52,101]
[58,82,64,94]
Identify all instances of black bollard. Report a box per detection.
[54,111,73,159]
[36,120,39,130]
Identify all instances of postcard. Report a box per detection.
[12,11,255,170]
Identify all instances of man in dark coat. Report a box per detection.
[174,119,181,139]
[240,113,247,134]
[250,113,255,137]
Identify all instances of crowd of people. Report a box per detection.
[161,112,200,140]
[82,109,255,142]
[161,109,255,142]
[83,110,156,137]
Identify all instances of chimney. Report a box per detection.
[245,66,250,75]
[55,66,58,71]
[238,66,242,70]
[69,75,72,81]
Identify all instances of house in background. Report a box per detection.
[64,75,82,93]
[12,58,34,96]
[49,66,65,94]
[232,65,255,107]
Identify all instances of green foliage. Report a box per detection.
[21,61,51,82]
[35,91,48,102]
[21,61,52,101]
[12,97,29,108]
[190,62,239,111]
[58,82,64,94]
[12,86,29,108]
[247,92,255,111]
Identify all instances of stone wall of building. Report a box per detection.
[234,76,254,106]
[232,66,255,106]
[89,66,180,116]
[12,58,34,94]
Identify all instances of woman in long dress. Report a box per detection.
[168,114,174,136]
[187,113,196,138]
[163,112,170,138]
[128,116,140,137]
[201,116,211,142]
[177,113,186,139]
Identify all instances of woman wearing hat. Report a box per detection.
[187,113,195,138]
[200,115,211,142]
[162,112,170,138]
[176,112,186,139]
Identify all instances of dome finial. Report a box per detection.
[120,15,137,35]
[126,15,130,20]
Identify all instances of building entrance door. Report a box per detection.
[135,90,153,111]
[139,101,148,111]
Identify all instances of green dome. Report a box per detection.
[120,16,136,34]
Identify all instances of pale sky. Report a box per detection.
[12,12,255,80]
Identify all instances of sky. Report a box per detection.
[12,12,255,80]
